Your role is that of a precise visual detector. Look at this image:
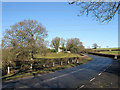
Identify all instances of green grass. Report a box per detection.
[92,48,119,50]
[2,72,33,81]
[99,51,119,55]
[118,58,120,60]
[2,56,92,81]
[34,52,81,59]
[78,57,93,64]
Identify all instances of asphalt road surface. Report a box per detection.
[2,54,113,88]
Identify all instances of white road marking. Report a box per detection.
[90,77,95,82]
[98,73,102,76]
[79,85,85,89]
[104,69,106,72]
[43,69,83,82]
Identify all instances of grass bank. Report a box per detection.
[99,51,119,55]
[34,52,81,59]
[2,56,92,82]
[92,48,119,50]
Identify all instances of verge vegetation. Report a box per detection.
[2,55,92,81]
[86,48,120,60]
[1,20,92,81]
[92,48,119,50]
[99,51,119,55]
[34,52,81,59]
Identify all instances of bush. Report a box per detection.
[49,49,56,52]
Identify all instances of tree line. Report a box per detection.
[1,20,100,74]
[50,37,84,53]
[1,20,85,72]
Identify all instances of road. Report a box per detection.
[2,54,113,88]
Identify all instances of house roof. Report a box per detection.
[58,47,63,49]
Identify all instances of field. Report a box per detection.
[92,48,119,50]
[99,51,119,55]
[34,52,81,59]
[92,48,120,55]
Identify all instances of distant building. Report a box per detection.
[58,47,71,53]
[66,51,71,53]
[58,47,63,52]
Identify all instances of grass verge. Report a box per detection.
[2,56,92,82]
[92,48,119,50]
[99,51,119,55]
[34,52,81,59]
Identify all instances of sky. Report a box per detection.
[2,2,118,48]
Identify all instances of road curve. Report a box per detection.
[3,54,113,88]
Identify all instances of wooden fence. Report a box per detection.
[6,55,88,74]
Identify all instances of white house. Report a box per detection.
[58,47,63,52]
[58,47,71,53]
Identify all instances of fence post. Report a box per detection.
[67,60,70,64]
[76,60,79,63]
[72,60,74,63]
[30,64,32,70]
[7,66,10,74]
[60,61,63,65]
[52,62,55,67]
[43,63,45,67]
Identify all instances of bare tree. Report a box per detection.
[70,1,119,23]
[66,38,84,53]
[38,40,49,56]
[60,38,66,51]
[92,43,98,49]
[51,37,61,52]
[3,20,48,60]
